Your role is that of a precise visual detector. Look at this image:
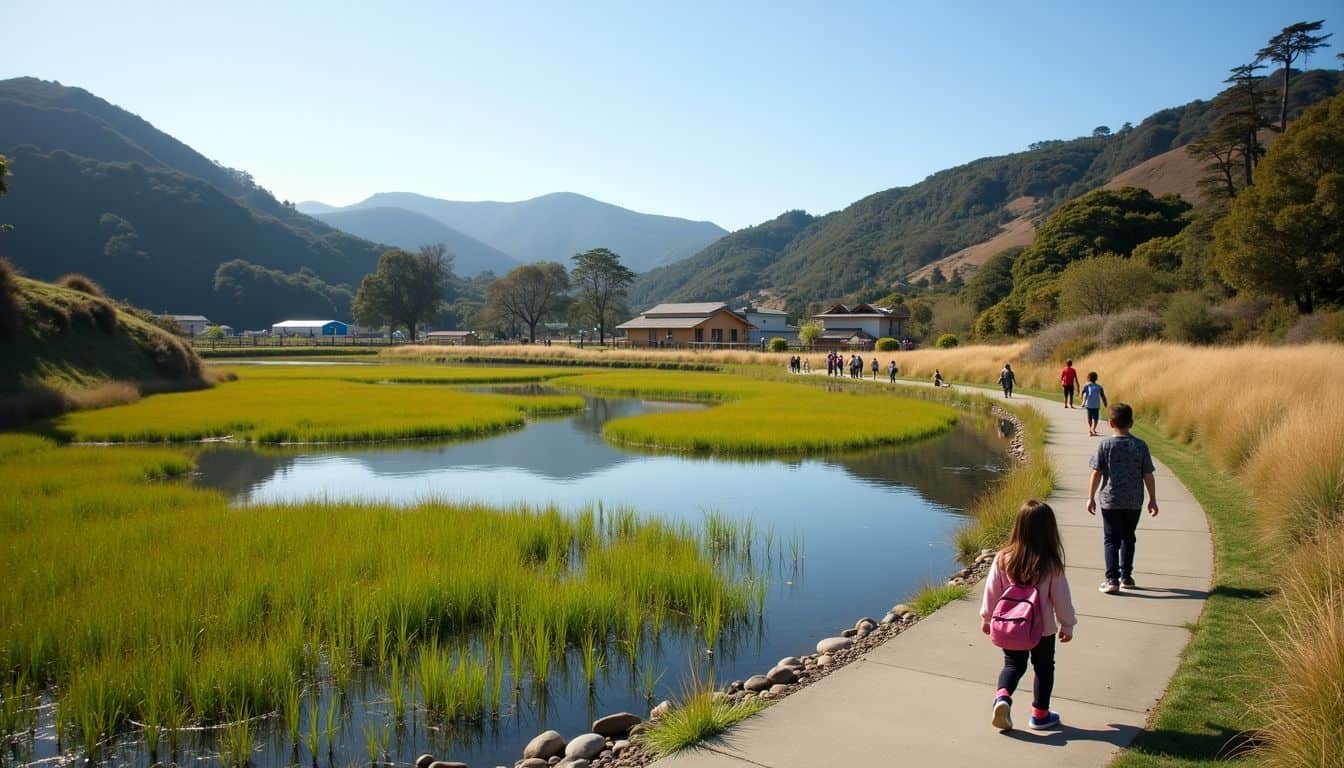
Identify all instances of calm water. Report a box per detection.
[16,393,1009,768]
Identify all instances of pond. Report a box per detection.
[14,391,1010,768]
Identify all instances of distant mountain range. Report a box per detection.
[299,192,727,274]
[308,206,519,277]
[628,68,1342,313]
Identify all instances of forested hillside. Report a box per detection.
[0,78,383,329]
[630,69,1342,310]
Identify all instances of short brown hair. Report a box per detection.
[1110,403,1134,429]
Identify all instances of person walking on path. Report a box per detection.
[1081,372,1108,436]
[981,500,1076,732]
[999,363,1016,398]
[888,360,898,383]
[933,369,944,388]
[1087,403,1159,594]
[871,357,879,380]
[1060,359,1079,409]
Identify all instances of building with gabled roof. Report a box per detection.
[737,305,798,344]
[811,303,910,347]
[616,302,754,347]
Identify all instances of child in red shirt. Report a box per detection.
[1060,360,1079,409]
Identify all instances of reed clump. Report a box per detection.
[554,370,958,454]
[0,434,760,758]
[641,684,767,757]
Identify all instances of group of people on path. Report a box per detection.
[979,394,1159,733]
[787,355,811,374]
[1000,359,1112,436]
[819,351,900,381]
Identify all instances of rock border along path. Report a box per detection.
[653,375,1212,768]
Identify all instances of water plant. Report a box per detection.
[640,682,766,757]
[553,370,958,454]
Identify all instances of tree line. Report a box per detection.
[351,245,635,343]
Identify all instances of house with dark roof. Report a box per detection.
[737,305,799,344]
[810,303,910,348]
[616,303,754,347]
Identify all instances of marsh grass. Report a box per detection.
[554,370,958,454]
[0,434,761,759]
[953,405,1054,561]
[640,683,767,757]
[50,375,584,443]
[909,583,971,617]
[213,363,586,386]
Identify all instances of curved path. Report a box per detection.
[655,379,1212,768]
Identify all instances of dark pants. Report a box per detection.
[1102,508,1142,581]
[1063,385,1074,405]
[998,634,1056,709]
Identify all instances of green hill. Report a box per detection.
[0,266,204,396]
[630,69,1342,309]
[0,77,383,330]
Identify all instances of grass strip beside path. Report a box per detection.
[1109,425,1276,768]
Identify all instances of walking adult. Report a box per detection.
[1060,359,1079,409]
[999,363,1016,398]
[871,357,879,380]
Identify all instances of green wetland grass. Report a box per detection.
[213,362,588,385]
[554,370,959,454]
[48,373,585,443]
[0,433,762,758]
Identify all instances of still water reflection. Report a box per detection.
[185,394,1008,766]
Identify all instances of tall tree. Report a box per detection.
[1214,93,1344,313]
[1222,62,1269,188]
[485,262,570,343]
[0,153,9,233]
[1258,20,1333,131]
[352,245,451,339]
[570,248,635,344]
[1186,121,1243,200]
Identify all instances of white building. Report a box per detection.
[811,303,911,348]
[161,314,210,336]
[737,306,798,344]
[270,319,350,337]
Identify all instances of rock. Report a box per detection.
[520,760,549,768]
[776,656,802,669]
[592,712,641,739]
[817,653,833,667]
[557,760,589,768]
[416,755,436,768]
[548,759,561,767]
[840,627,859,638]
[758,690,774,700]
[612,740,630,756]
[892,603,911,616]
[948,577,963,586]
[766,665,797,684]
[855,617,877,631]
[856,626,870,638]
[728,679,743,693]
[429,762,468,768]
[565,733,606,761]
[650,700,672,720]
[743,674,771,692]
[769,684,789,696]
[959,568,972,578]
[816,636,853,654]
[711,691,729,703]
[880,611,898,624]
[524,731,567,761]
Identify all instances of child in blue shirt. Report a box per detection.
[1080,372,1108,437]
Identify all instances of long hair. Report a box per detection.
[1002,499,1065,585]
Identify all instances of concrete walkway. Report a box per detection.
[656,377,1212,768]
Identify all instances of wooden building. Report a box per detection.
[616,303,754,348]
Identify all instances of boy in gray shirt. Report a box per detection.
[1087,403,1159,593]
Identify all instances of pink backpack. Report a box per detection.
[990,567,1045,651]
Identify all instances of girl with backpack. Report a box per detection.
[980,499,1076,731]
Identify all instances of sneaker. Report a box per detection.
[991,697,1013,731]
[1099,580,1120,594]
[1121,577,1136,589]
[1029,711,1061,729]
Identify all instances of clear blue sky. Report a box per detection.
[6,1,1340,230]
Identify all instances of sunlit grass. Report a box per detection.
[641,686,768,757]
[953,405,1054,561]
[554,370,958,454]
[908,583,971,617]
[0,434,760,758]
[213,362,587,385]
[50,375,584,443]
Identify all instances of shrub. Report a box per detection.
[767,337,788,352]
[875,337,899,351]
[88,299,119,335]
[0,257,23,341]
[148,334,203,380]
[57,273,106,298]
[1023,316,1103,363]
[1099,309,1164,347]
[935,333,959,348]
[1284,311,1344,345]
[1163,292,1226,344]
[1057,254,1154,317]
[798,321,823,345]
